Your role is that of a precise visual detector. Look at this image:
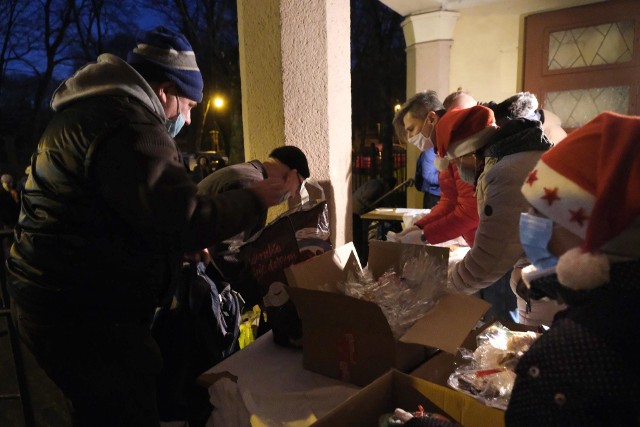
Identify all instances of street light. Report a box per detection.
[213,96,225,109]
[199,94,226,152]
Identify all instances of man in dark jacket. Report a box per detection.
[7,27,286,426]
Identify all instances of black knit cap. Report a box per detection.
[269,146,310,178]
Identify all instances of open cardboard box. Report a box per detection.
[313,369,504,427]
[285,240,490,386]
[411,318,539,389]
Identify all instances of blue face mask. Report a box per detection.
[165,95,185,138]
[519,213,558,270]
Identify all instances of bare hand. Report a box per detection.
[248,177,288,208]
[398,225,420,238]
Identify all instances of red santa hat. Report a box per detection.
[521,112,640,290]
[435,105,498,162]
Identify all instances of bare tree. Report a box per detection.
[69,0,138,64]
[351,0,405,148]
[138,0,242,158]
[30,0,76,121]
[0,0,39,95]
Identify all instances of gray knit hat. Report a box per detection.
[127,26,203,102]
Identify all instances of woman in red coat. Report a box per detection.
[392,92,479,246]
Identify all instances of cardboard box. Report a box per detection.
[411,319,540,387]
[285,240,490,386]
[313,369,504,427]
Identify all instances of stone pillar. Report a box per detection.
[401,11,459,208]
[237,0,352,247]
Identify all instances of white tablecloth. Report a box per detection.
[200,331,359,427]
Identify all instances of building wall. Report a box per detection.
[449,0,604,103]
[237,0,352,246]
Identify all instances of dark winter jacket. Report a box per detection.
[506,260,640,426]
[7,54,264,322]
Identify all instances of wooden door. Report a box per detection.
[523,0,640,132]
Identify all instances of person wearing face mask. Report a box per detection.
[506,112,640,425]
[6,27,287,426]
[438,104,556,325]
[391,91,479,246]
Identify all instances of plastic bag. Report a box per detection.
[337,249,447,339]
[447,322,540,410]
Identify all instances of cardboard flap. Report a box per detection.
[285,243,362,293]
[289,288,392,335]
[399,293,490,353]
[367,240,449,281]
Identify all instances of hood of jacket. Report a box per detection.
[51,53,165,120]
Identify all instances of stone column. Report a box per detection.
[237,0,352,247]
[401,11,459,208]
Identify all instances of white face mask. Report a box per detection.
[408,133,433,151]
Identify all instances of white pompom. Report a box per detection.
[556,247,610,290]
[434,156,449,172]
[394,408,414,422]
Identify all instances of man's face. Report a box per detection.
[161,86,197,125]
[403,112,424,138]
[284,169,305,197]
[404,111,439,142]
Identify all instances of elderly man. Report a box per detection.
[7,27,285,426]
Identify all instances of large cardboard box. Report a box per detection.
[285,240,490,386]
[313,369,504,427]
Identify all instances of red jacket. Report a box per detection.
[415,164,479,246]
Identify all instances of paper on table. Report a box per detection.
[204,332,359,427]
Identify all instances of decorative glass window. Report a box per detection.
[545,86,629,128]
[548,21,634,70]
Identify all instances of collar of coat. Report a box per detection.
[527,259,640,306]
[484,118,553,161]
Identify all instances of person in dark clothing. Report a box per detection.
[7,27,286,427]
[191,155,213,183]
[0,174,19,229]
[506,112,640,425]
[196,146,310,308]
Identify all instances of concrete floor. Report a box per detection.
[0,315,72,427]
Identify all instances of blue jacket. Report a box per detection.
[415,149,440,196]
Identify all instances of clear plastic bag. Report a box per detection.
[447,322,540,410]
[337,250,447,339]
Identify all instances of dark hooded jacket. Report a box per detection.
[7,54,264,321]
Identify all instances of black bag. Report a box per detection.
[152,261,243,424]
